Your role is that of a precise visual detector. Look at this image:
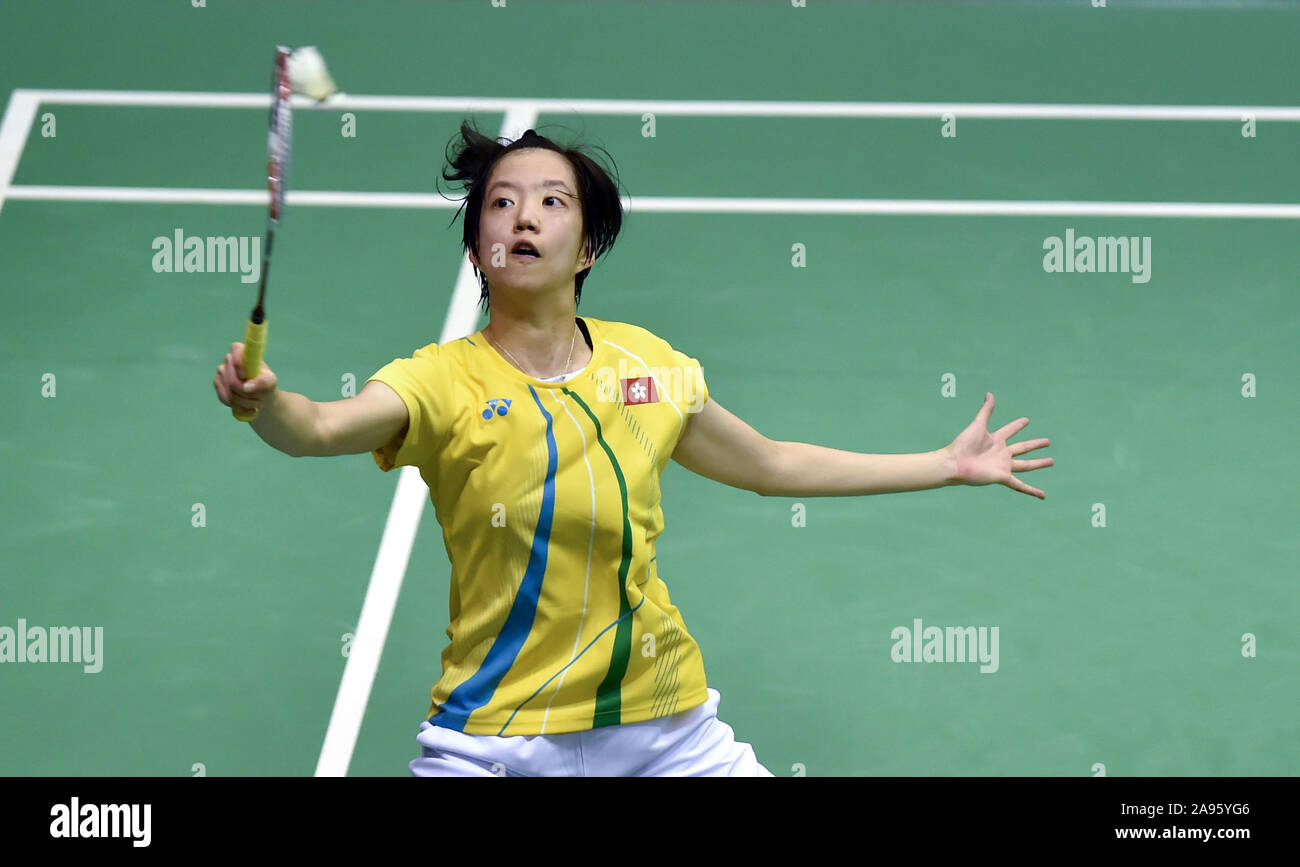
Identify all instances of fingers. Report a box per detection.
[994,417,1031,442]
[215,372,256,413]
[1009,437,1051,456]
[1005,457,1051,499]
[1005,476,1046,500]
[216,343,267,414]
[969,393,1050,499]
[215,368,260,413]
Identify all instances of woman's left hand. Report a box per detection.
[944,392,1054,500]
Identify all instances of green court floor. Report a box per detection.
[1,0,1297,776]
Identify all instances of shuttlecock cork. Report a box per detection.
[287,46,337,101]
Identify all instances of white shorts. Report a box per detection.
[409,688,773,777]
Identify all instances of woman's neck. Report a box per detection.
[484,304,591,377]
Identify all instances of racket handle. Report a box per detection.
[232,318,268,422]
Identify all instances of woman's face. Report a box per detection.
[473,148,592,301]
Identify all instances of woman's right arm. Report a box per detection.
[311,380,408,457]
[216,342,409,458]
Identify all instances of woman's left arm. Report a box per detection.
[671,392,1054,499]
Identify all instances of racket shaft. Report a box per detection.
[233,48,289,424]
[232,318,268,422]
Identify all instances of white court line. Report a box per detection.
[7,185,1300,219]
[624,198,1300,219]
[312,103,537,778]
[0,90,40,217]
[16,88,1300,121]
[4,186,459,208]
[7,88,1300,220]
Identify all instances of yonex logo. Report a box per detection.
[482,398,512,420]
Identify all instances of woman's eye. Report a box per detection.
[493,195,561,207]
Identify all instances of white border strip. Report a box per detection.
[312,104,537,778]
[7,184,1299,219]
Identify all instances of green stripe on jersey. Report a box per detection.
[564,387,635,728]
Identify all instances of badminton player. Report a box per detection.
[213,123,1054,777]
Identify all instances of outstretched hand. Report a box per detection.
[945,393,1054,500]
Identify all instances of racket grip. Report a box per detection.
[232,318,268,422]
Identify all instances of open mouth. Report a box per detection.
[511,242,540,260]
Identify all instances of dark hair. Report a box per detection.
[439,121,623,311]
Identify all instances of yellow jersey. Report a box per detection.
[366,316,712,736]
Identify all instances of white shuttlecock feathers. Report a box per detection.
[287,46,337,101]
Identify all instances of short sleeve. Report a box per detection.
[670,347,709,415]
[365,342,448,472]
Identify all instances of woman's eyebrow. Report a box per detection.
[488,179,573,193]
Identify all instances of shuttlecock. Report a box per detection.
[287,46,337,101]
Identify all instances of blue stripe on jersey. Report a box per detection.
[428,385,557,731]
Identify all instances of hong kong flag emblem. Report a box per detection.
[621,376,658,405]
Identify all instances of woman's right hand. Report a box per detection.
[214,341,279,418]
